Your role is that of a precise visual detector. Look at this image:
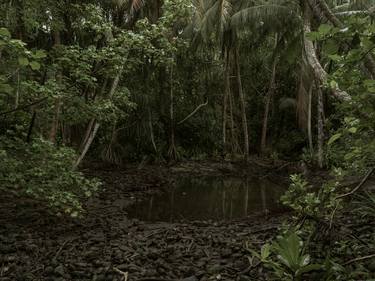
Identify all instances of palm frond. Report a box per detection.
[190,0,232,43]
[112,0,144,13]
[231,1,299,32]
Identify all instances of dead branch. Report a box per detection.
[178,99,208,125]
[0,97,48,116]
[344,253,375,265]
[335,168,375,200]
[113,267,128,281]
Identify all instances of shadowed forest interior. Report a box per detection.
[0,0,374,280]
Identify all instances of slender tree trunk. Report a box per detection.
[79,119,95,152]
[307,85,314,157]
[74,71,122,168]
[168,65,177,160]
[15,71,20,109]
[26,111,37,143]
[261,36,278,154]
[49,30,62,143]
[222,47,230,157]
[235,47,249,161]
[317,85,325,168]
[148,106,157,154]
[228,89,238,154]
[74,123,100,169]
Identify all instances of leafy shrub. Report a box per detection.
[281,173,343,218]
[0,135,100,216]
[247,231,322,280]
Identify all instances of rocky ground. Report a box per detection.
[0,161,291,281]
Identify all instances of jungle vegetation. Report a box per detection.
[0,0,374,279]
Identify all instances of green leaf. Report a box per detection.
[328,54,341,62]
[296,264,322,276]
[306,32,319,41]
[33,50,47,59]
[30,61,41,70]
[348,127,357,134]
[318,24,332,36]
[0,28,11,38]
[247,248,261,260]
[71,211,79,218]
[18,57,29,66]
[0,83,13,94]
[324,39,339,55]
[261,243,271,260]
[330,80,338,89]
[328,133,342,146]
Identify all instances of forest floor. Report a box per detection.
[0,159,313,281]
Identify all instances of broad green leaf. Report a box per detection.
[0,28,11,38]
[306,32,319,41]
[328,133,342,145]
[0,83,13,94]
[18,57,29,66]
[318,24,332,36]
[324,39,339,55]
[30,61,41,70]
[34,50,47,59]
[348,127,357,134]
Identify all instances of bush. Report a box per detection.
[0,135,100,216]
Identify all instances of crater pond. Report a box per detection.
[127,176,287,222]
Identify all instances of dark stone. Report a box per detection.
[181,276,198,281]
[54,265,65,276]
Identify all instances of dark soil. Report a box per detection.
[0,161,291,281]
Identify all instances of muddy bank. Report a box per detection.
[0,162,290,281]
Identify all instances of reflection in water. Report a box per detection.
[127,177,286,222]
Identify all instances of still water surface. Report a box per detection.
[127,177,286,222]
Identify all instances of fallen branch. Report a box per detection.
[113,267,128,281]
[335,168,375,200]
[53,239,72,261]
[178,99,208,125]
[0,97,48,116]
[344,253,375,265]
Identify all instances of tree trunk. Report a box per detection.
[26,111,37,143]
[261,36,278,154]
[307,85,314,157]
[15,71,20,109]
[235,47,249,161]
[222,47,230,157]
[168,65,177,160]
[317,85,325,168]
[74,122,100,169]
[74,70,122,168]
[229,90,240,155]
[303,6,351,102]
[49,30,62,143]
[148,106,158,154]
[309,0,375,77]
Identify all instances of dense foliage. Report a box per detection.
[0,0,374,279]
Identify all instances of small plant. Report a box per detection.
[247,231,322,280]
[353,192,375,219]
[281,175,320,216]
[281,173,344,219]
